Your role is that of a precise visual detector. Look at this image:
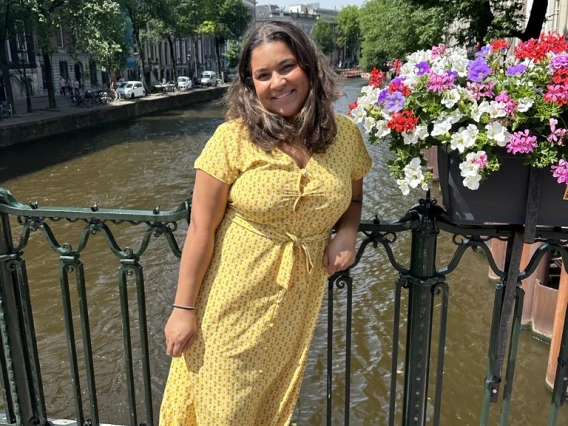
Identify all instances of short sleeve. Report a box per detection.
[194,122,240,184]
[342,115,372,180]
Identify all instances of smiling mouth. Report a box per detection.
[273,90,294,100]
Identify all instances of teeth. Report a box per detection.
[274,91,292,99]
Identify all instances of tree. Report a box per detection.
[336,5,361,67]
[359,0,446,71]
[223,40,242,70]
[121,0,162,92]
[0,0,19,112]
[22,0,127,108]
[201,0,249,78]
[403,0,547,45]
[312,19,333,57]
[66,0,128,78]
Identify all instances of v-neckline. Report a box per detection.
[276,146,314,171]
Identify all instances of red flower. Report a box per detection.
[544,84,568,106]
[387,110,419,132]
[491,39,508,52]
[553,69,568,84]
[369,67,385,88]
[347,99,358,115]
[388,80,411,96]
[515,32,568,62]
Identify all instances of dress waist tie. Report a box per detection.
[228,211,330,290]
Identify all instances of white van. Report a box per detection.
[200,71,218,87]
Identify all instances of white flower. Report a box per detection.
[441,89,461,108]
[403,131,420,145]
[363,116,376,134]
[404,157,424,188]
[421,181,429,191]
[487,101,507,119]
[375,120,391,138]
[470,102,484,122]
[351,105,367,123]
[415,125,429,140]
[462,174,482,190]
[397,178,410,195]
[431,120,452,136]
[517,97,534,112]
[485,122,511,147]
[447,110,464,124]
[450,124,478,153]
[402,125,429,145]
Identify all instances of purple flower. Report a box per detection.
[377,88,389,104]
[415,61,430,76]
[391,77,405,85]
[549,54,568,74]
[385,91,406,112]
[468,57,492,82]
[446,69,458,81]
[505,64,527,77]
[476,46,492,58]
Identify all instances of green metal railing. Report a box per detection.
[0,187,567,426]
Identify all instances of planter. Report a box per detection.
[437,147,568,226]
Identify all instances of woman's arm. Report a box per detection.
[165,170,230,357]
[322,179,363,275]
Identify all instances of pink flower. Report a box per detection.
[507,129,538,154]
[495,90,510,103]
[547,118,567,144]
[471,152,488,168]
[426,72,455,92]
[504,101,518,115]
[466,81,495,100]
[551,159,568,183]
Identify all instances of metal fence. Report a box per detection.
[0,187,567,426]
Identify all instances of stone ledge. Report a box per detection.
[0,87,226,148]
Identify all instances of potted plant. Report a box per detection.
[351,33,568,226]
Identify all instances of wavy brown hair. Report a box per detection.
[224,21,342,153]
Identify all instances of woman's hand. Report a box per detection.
[165,309,198,357]
[322,230,357,275]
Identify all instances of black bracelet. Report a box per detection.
[172,303,196,311]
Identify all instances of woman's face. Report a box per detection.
[250,41,310,118]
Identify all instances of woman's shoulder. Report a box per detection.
[335,113,359,131]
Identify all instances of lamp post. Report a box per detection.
[17,49,32,113]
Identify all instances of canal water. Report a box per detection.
[0,80,566,425]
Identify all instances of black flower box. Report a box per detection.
[437,147,568,227]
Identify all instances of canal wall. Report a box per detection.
[0,87,226,148]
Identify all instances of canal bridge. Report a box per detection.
[0,83,567,425]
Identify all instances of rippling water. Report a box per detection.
[0,80,565,425]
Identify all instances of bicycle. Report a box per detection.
[0,103,12,120]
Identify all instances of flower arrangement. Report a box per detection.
[350,33,568,195]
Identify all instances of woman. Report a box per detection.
[160,21,372,425]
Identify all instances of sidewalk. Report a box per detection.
[0,87,220,127]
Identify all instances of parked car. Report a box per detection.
[117,81,146,99]
[200,71,218,87]
[177,76,193,91]
[225,70,239,83]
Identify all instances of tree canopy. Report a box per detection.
[359,0,446,71]
[312,19,334,56]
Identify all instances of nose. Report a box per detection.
[270,72,286,90]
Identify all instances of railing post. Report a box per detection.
[0,212,39,425]
[402,198,439,426]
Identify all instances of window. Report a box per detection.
[56,25,64,48]
[59,61,69,80]
[89,59,97,85]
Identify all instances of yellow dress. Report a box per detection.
[159,114,371,426]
